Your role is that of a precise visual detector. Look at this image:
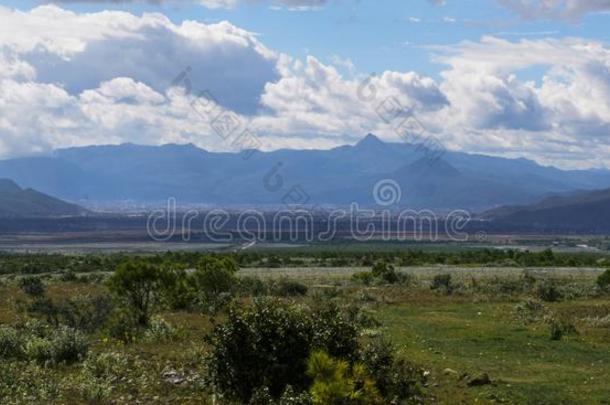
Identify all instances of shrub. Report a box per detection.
[107,260,165,325]
[279,386,313,404]
[371,261,400,284]
[191,256,239,313]
[536,279,562,302]
[273,279,308,297]
[239,276,269,297]
[206,299,359,402]
[351,272,374,286]
[306,351,381,405]
[59,271,78,282]
[19,276,45,297]
[104,309,141,343]
[83,352,130,382]
[0,325,23,359]
[597,269,610,291]
[431,274,453,294]
[24,326,88,365]
[359,337,424,402]
[547,317,577,341]
[28,294,114,333]
[158,265,195,310]
[144,316,178,342]
[515,299,546,324]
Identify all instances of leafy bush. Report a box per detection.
[536,279,562,302]
[191,256,239,313]
[19,276,45,297]
[206,299,359,402]
[84,352,127,378]
[359,337,424,403]
[273,279,308,297]
[597,269,610,291]
[24,326,88,365]
[548,317,577,341]
[515,299,546,324]
[104,309,141,343]
[158,265,195,310]
[306,351,381,405]
[143,316,178,342]
[0,325,23,359]
[371,261,401,285]
[27,294,113,333]
[351,272,375,286]
[431,274,453,294]
[239,276,269,297]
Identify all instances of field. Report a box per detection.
[0,250,609,404]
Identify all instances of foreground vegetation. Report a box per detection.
[0,250,609,403]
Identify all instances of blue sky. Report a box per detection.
[1,0,610,169]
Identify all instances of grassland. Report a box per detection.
[0,253,609,404]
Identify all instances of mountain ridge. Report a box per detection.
[0,134,608,211]
[0,179,89,218]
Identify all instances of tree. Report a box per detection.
[191,256,239,312]
[107,260,164,326]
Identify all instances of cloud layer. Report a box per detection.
[1,5,610,169]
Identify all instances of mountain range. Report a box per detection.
[0,179,88,218]
[0,134,608,211]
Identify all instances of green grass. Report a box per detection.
[379,299,610,404]
[1,263,610,403]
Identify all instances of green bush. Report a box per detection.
[306,351,381,405]
[28,294,113,333]
[548,317,577,341]
[431,274,453,294]
[206,299,359,403]
[19,276,45,297]
[371,261,400,284]
[24,326,88,365]
[351,272,375,286]
[0,325,23,359]
[536,279,562,302]
[239,276,269,297]
[273,279,308,297]
[359,337,424,402]
[104,309,141,343]
[191,256,239,313]
[143,316,178,342]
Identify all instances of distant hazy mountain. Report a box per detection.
[0,134,608,211]
[0,179,89,217]
[483,188,610,232]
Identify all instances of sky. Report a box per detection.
[0,0,610,169]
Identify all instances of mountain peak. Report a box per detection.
[355,133,386,149]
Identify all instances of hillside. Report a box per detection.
[0,179,89,217]
[483,188,610,232]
